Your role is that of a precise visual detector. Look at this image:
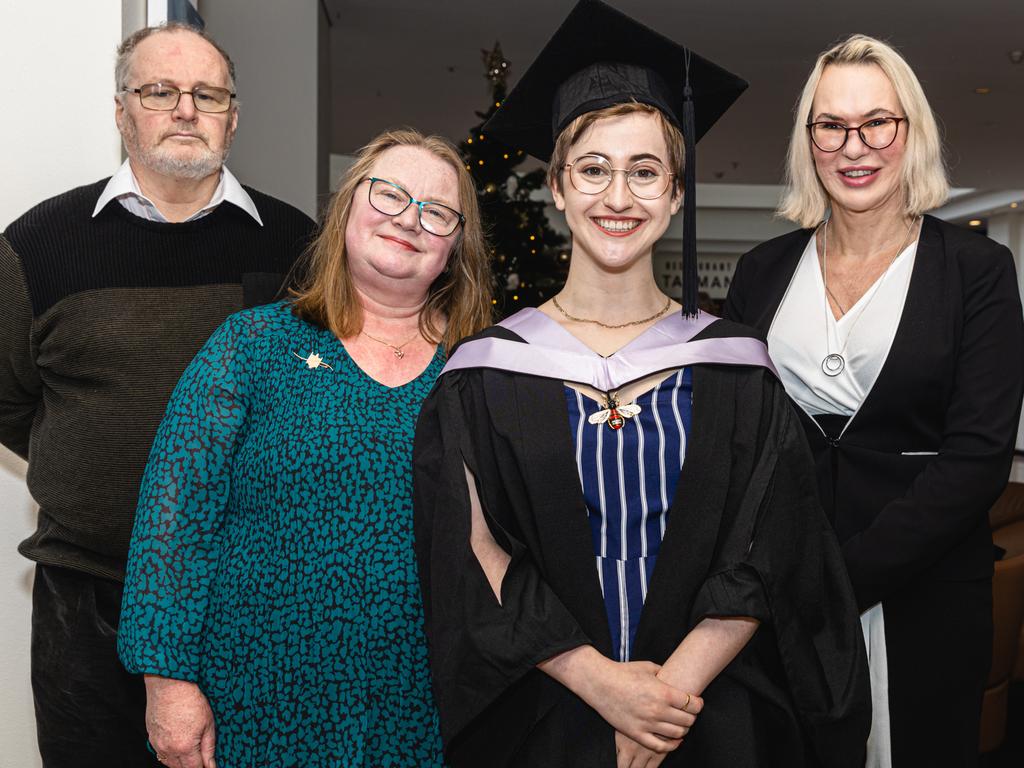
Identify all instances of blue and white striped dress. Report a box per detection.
[564,367,694,662]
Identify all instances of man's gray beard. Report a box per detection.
[121,113,232,180]
[140,142,230,179]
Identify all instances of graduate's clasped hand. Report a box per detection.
[578,655,703,768]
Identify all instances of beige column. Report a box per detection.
[200,0,330,219]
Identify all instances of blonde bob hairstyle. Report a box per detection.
[779,34,950,228]
[548,101,684,198]
[291,128,492,354]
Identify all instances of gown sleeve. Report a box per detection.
[689,379,871,766]
[117,312,254,682]
[413,368,592,750]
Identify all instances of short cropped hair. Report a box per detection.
[115,22,236,95]
[779,34,949,228]
[290,128,493,354]
[547,101,685,197]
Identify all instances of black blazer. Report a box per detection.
[725,214,1024,609]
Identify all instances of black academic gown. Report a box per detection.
[413,319,870,768]
[724,215,1024,766]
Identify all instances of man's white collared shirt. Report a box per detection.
[92,160,264,226]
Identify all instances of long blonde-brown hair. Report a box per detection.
[291,128,492,353]
[779,34,949,228]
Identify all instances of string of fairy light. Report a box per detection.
[460,44,570,310]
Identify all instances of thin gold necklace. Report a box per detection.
[361,329,420,359]
[552,294,672,329]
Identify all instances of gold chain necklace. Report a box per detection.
[552,294,671,329]
[361,329,421,359]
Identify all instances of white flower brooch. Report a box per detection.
[291,351,333,371]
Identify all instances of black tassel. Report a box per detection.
[681,83,698,317]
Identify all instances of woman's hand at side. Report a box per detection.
[539,646,702,751]
[144,675,217,768]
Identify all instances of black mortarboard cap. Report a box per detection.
[483,0,748,315]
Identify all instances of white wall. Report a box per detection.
[0,3,124,765]
[201,0,328,219]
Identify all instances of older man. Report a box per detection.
[0,23,314,766]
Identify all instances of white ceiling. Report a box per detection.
[325,0,1024,188]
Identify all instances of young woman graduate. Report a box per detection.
[413,2,871,766]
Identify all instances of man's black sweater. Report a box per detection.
[0,178,316,581]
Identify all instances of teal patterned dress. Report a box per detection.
[119,301,445,767]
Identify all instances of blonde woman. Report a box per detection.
[118,128,491,767]
[726,35,1024,767]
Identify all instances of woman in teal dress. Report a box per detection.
[118,128,492,768]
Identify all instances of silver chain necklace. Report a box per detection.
[820,216,919,377]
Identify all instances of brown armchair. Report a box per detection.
[982,481,1024,753]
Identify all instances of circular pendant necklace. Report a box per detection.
[819,216,919,377]
[822,352,846,376]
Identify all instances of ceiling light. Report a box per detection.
[1010,50,1024,65]
[974,87,991,95]
[969,219,983,226]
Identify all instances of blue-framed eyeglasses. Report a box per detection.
[365,177,464,237]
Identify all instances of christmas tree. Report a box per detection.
[459,44,569,316]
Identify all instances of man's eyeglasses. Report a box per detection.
[564,155,674,200]
[122,83,235,114]
[365,178,464,237]
[806,117,907,152]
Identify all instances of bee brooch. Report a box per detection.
[588,394,642,431]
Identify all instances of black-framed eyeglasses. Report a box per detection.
[365,178,464,237]
[806,117,907,152]
[122,83,236,113]
[564,154,674,200]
